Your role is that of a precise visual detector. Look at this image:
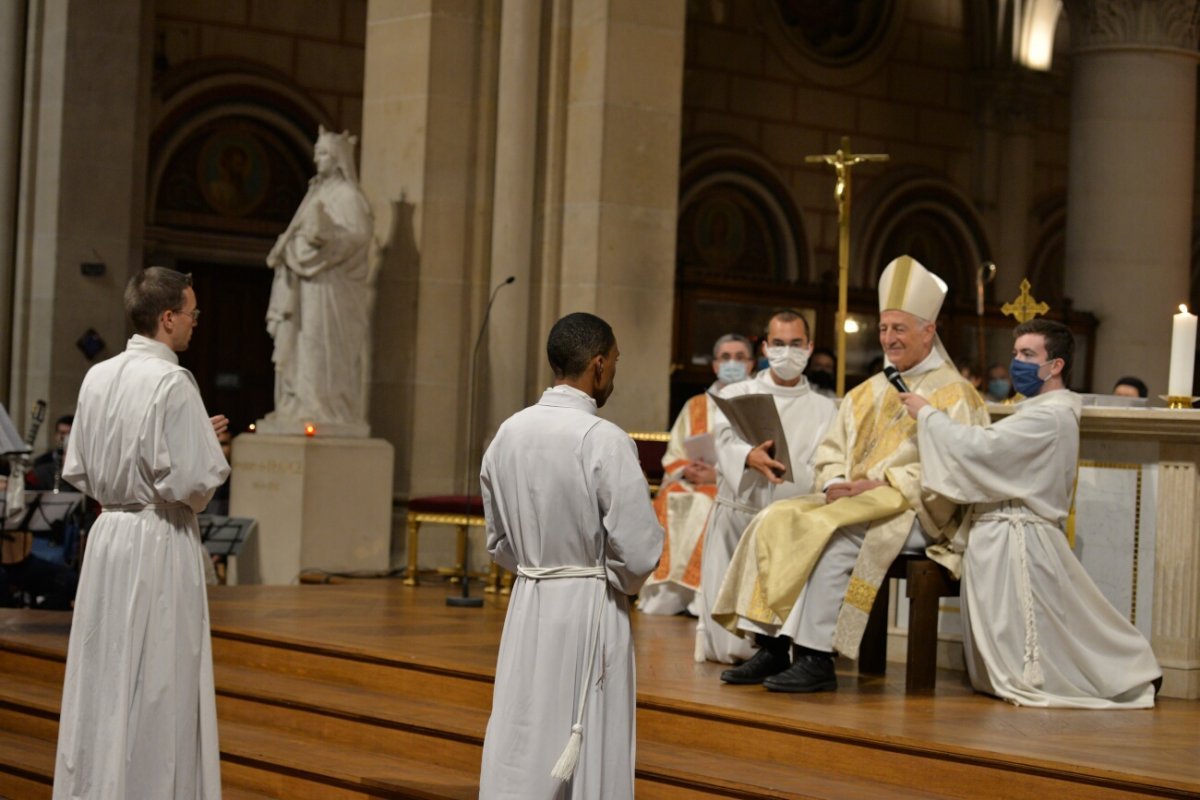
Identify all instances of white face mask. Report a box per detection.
[716,359,749,385]
[765,345,810,381]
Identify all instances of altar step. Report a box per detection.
[7,578,1199,800]
[3,610,1191,800]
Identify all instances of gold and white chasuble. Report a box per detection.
[713,361,988,658]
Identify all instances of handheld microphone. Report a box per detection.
[883,365,909,393]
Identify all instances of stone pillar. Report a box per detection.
[1062,0,1199,394]
[972,72,1048,306]
[361,1,500,571]
[485,0,541,432]
[361,0,498,501]
[8,0,150,442]
[553,0,686,431]
[0,1,27,403]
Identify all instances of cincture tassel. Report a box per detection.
[551,576,605,781]
[515,564,608,782]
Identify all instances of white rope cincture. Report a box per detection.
[973,506,1043,687]
[101,502,189,513]
[516,564,607,781]
[713,494,760,516]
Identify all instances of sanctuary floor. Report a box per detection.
[1,579,1196,798]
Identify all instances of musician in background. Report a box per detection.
[25,415,75,493]
[0,474,78,610]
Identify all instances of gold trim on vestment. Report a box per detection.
[845,576,878,614]
[886,256,912,312]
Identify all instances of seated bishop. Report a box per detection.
[713,255,989,692]
[639,333,755,617]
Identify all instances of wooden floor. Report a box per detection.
[1,579,1198,798]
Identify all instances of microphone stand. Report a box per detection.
[447,276,515,608]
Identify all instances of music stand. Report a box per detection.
[197,515,258,585]
[20,491,83,531]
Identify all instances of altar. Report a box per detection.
[890,402,1200,699]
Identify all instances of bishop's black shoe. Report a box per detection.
[720,643,791,685]
[762,653,837,693]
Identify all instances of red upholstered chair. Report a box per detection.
[628,432,670,495]
[404,495,484,586]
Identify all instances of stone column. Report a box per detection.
[484,0,542,434]
[0,1,27,402]
[8,0,149,440]
[552,0,686,431]
[972,71,1049,307]
[361,0,498,501]
[1062,0,1199,395]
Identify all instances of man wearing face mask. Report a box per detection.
[713,256,988,691]
[479,312,663,798]
[24,416,76,493]
[695,310,837,664]
[900,318,1160,708]
[985,363,1011,402]
[640,334,755,617]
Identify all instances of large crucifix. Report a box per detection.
[806,136,888,396]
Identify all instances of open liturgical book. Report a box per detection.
[707,392,793,482]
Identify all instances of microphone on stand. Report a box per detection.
[883,365,909,393]
[448,275,516,608]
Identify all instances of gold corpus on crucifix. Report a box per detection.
[806,136,888,396]
[1001,279,1050,323]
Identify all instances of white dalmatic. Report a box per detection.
[697,371,836,663]
[917,390,1160,708]
[479,386,663,799]
[54,335,230,799]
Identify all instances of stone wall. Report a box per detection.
[155,0,366,133]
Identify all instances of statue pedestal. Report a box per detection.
[228,434,394,585]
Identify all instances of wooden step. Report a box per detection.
[212,634,494,710]
[0,729,53,797]
[636,701,1178,799]
[638,739,946,800]
[214,661,488,743]
[219,719,478,799]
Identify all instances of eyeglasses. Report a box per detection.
[175,308,201,322]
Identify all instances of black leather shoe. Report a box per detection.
[762,654,837,693]
[720,646,791,685]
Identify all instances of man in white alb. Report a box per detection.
[54,267,230,799]
[696,310,837,664]
[479,312,664,799]
[901,318,1161,708]
[639,333,754,617]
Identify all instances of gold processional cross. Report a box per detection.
[807,136,888,396]
[1000,279,1049,323]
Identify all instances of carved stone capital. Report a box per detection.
[1063,0,1200,53]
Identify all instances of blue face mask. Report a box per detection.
[987,378,1010,399]
[1009,359,1046,397]
[717,360,749,384]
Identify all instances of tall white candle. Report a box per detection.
[1168,304,1197,397]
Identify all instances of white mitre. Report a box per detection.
[877,254,952,366]
[878,254,947,319]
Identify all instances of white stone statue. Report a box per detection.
[260,126,374,437]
